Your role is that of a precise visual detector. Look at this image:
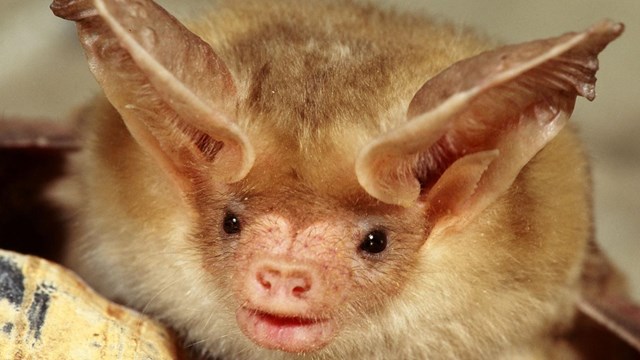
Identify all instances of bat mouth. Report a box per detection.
[236,307,337,353]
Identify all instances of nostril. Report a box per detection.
[291,284,310,297]
[289,274,312,298]
[256,269,279,292]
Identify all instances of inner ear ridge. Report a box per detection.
[146,109,228,169]
[423,149,499,220]
[356,21,622,207]
[94,0,254,183]
[408,46,603,186]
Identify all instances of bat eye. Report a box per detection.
[359,230,387,254]
[223,212,241,234]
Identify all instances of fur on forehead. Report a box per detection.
[185,0,492,191]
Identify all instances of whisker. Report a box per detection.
[141,277,182,314]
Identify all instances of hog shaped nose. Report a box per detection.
[240,251,353,315]
[254,261,315,299]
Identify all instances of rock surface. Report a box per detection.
[0,249,180,360]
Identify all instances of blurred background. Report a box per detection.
[0,0,638,300]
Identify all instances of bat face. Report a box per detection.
[50,0,624,358]
[193,167,430,351]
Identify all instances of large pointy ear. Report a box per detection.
[356,21,623,228]
[51,0,254,190]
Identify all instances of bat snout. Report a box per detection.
[246,259,323,313]
[236,258,342,352]
[255,263,314,299]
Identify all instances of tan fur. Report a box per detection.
[63,1,601,359]
[187,0,491,191]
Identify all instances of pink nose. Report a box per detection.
[254,262,314,299]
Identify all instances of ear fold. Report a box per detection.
[356,20,623,228]
[51,0,254,190]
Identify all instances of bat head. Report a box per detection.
[52,0,623,356]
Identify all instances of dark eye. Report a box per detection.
[359,230,387,254]
[223,212,241,234]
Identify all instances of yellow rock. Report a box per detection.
[0,249,180,360]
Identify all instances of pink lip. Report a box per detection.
[236,307,337,353]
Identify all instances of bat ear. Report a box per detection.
[51,0,254,190]
[356,21,623,228]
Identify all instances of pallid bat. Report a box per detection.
[50,0,632,358]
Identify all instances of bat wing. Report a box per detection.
[570,241,640,357]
